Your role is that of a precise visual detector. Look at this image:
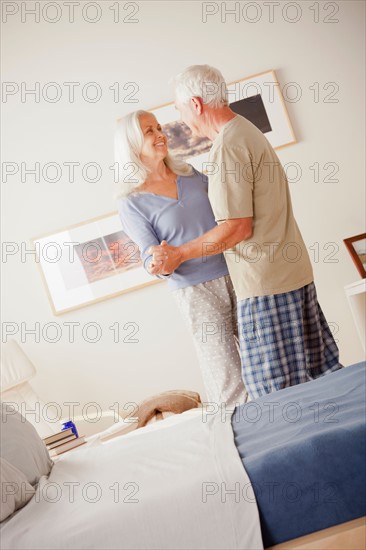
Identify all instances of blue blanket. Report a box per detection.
[232,362,366,547]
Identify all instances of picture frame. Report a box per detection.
[31,212,162,315]
[343,233,366,279]
[149,69,296,172]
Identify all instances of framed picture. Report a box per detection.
[149,69,296,172]
[31,212,161,315]
[343,233,366,279]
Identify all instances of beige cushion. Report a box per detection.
[134,390,202,428]
[100,390,202,442]
[0,458,35,522]
[0,402,53,486]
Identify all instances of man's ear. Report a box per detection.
[191,96,203,115]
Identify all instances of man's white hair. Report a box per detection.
[114,110,192,199]
[173,65,228,108]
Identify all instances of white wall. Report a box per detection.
[2,1,365,423]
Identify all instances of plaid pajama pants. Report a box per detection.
[238,282,343,399]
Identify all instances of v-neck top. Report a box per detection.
[117,167,229,290]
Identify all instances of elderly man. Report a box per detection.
[149,64,342,400]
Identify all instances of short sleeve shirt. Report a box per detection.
[208,115,313,300]
[117,167,228,290]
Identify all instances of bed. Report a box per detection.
[1,362,365,550]
[232,360,366,548]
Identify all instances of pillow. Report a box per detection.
[0,458,35,522]
[134,390,202,428]
[0,402,53,486]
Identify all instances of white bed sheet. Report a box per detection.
[0,409,263,550]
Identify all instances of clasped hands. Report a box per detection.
[147,240,183,276]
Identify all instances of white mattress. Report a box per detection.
[0,409,263,550]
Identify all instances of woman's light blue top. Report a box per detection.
[117,167,229,290]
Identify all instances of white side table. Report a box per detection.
[344,279,366,353]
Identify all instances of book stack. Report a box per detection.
[43,429,86,457]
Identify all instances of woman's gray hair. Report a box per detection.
[172,65,229,108]
[114,110,193,199]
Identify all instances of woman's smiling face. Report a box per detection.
[139,113,168,164]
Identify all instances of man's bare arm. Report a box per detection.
[148,218,252,274]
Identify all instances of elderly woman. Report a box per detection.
[114,110,247,408]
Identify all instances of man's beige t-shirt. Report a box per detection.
[207,115,313,301]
